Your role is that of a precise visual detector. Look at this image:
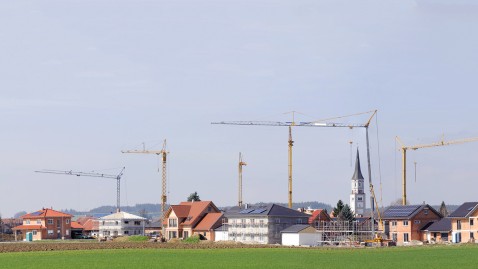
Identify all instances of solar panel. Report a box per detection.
[250,208,267,214]
[30,211,43,216]
[239,209,254,214]
[383,205,420,218]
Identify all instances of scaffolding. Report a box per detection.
[315,220,377,245]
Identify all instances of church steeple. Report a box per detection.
[351,148,364,180]
[350,148,366,216]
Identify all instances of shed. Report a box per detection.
[281,224,319,246]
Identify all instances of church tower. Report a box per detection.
[350,148,366,216]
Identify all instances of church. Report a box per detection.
[350,149,366,216]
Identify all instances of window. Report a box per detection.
[124,231,129,235]
[470,219,474,226]
[57,220,61,228]
[424,209,429,215]
[168,219,177,227]
[66,230,69,236]
[26,220,31,224]
[391,221,397,226]
[297,219,303,224]
[183,231,189,239]
[470,232,474,239]
[32,230,37,236]
[403,221,409,226]
[134,221,141,225]
[392,233,397,242]
[48,230,54,235]
[208,206,212,212]
[115,221,119,225]
[358,197,363,201]
[259,220,264,227]
[414,220,421,224]
[124,221,129,224]
[404,233,409,242]
[457,220,462,230]
[48,219,53,225]
[36,219,41,224]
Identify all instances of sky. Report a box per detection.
[1,0,478,217]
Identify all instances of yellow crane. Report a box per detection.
[122,140,169,221]
[212,110,377,209]
[238,152,247,207]
[396,136,478,205]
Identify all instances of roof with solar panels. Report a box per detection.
[381,204,442,220]
[448,202,478,218]
[225,204,309,218]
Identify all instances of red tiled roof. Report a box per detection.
[76,216,95,225]
[171,205,191,218]
[82,219,99,231]
[22,208,72,219]
[179,201,219,226]
[308,209,331,224]
[194,213,224,231]
[70,221,84,229]
[13,225,46,230]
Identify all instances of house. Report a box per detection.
[214,224,229,241]
[82,218,99,238]
[12,208,72,241]
[224,204,310,244]
[281,224,319,246]
[421,218,451,243]
[448,202,478,243]
[193,212,224,240]
[0,218,22,234]
[145,219,162,236]
[99,211,146,238]
[164,201,222,240]
[382,204,442,245]
[308,209,332,229]
[76,216,99,238]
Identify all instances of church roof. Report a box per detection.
[351,149,364,180]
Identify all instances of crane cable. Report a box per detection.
[375,113,384,210]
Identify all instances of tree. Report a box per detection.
[338,204,355,222]
[332,200,344,217]
[187,191,201,202]
[13,211,27,219]
[439,201,449,217]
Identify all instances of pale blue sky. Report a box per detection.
[1,0,478,217]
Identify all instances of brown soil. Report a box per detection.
[0,241,285,253]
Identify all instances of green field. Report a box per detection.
[1,245,478,269]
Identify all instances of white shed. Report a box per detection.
[214,224,229,241]
[281,224,319,246]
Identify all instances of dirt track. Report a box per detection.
[0,241,285,253]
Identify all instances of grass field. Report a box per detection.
[1,244,478,269]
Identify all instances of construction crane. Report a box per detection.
[396,136,478,205]
[238,152,247,207]
[212,110,377,211]
[35,167,125,213]
[122,140,169,221]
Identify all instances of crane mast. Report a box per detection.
[396,136,478,205]
[238,152,247,207]
[122,140,169,222]
[35,167,125,213]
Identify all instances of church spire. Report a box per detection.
[351,148,364,180]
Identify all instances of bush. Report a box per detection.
[183,235,201,244]
[127,236,149,242]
